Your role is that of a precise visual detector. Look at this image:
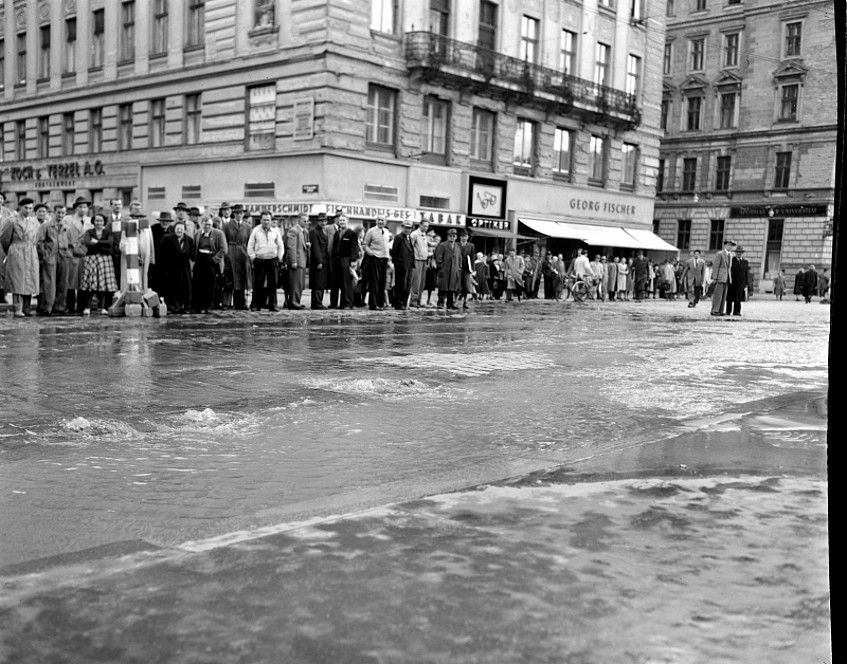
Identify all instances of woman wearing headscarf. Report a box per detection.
[79,211,118,315]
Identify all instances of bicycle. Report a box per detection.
[568,275,598,302]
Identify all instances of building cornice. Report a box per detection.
[660,124,838,145]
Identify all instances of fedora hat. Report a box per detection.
[158,211,174,222]
[173,201,190,212]
[72,196,91,208]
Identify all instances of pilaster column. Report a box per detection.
[168,0,183,68]
[135,0,149,75]
[579,0,597,83]
[3,0,15,100]
[50,1,62,90]
[104,0,117,78]
[75,0,89,85]
[25,0,36,93]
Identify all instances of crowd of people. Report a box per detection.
[0,191,829,318]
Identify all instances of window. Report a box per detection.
[694,0,707,10]
[589,135,607,183]
[478,1,497,51]
[118,104,133,150]
[677,219,691,251]
[39,25,51,79]
[89,108,103,152]
[254,0,276,27]
[626,55,641,96]
[709,219,724,251]
[247,84,277,150]
[430,0,450,36]
[774,151,791,189]
[779,84,798,121]
[724,33,739,67]
[16,121,27,159]
[553,127,573,179]
[657,158,666,192]
[120,1,136,61]
[184,93,202,144]
[38,117,50,158]
[244,182,275,198]
[594,43,610,86]
[186,1,205,47]
[64,18,77,74]
[470,107,494,164]
[63,113,75,155]
[682,157,697,191]
[715,155,731,191]
[422,97,448,156]
[17,32,26,84]
[719,92,737,128]
[667,0,674,15]
[785,21,801,57]
[560,30,576,75]
[365,84,395,148]
[690,38,705,71]
[91,9,105,68]
[661,99,670,130]
[371,0,396,33]
[622,143,638,189]
[631,0,642,20]
[663,43,673,75]
[152,0,169,55]
[513,119,536,173]
[686,96,702,131]
[150,99,166,147]
[520,16,539,63]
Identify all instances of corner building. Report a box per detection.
[1,0,670,254]
[656,0,835,292]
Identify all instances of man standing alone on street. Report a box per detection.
[284,213,308,309]
[681,249,705,308]
[710,239,735,316]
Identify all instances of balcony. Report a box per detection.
[405,31,641,130]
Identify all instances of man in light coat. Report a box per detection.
[61,197,93,314]
[680,249,706,308]
[710,239,735,316]
[284,213,309,309]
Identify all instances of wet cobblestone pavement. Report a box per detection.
[0,297,831,662]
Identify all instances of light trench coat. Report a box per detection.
[0,215,40,294]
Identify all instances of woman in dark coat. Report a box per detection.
[159,221,194,314]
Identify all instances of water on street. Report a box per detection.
[0,297,830,662]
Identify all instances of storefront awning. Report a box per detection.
[621,227,679,252]
[519,218,678,252]
[469,227,536,240]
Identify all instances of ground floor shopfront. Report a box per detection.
[653,201,834,293]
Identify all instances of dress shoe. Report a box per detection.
[268,307,279,312]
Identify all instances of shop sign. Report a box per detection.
[729,204,828,218]
[1,160,106,187]
[468,217,510,231]
[418,211,466,227]
[222,201,418,220]
[468,176,508,220]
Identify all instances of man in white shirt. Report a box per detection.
[409,220,430,308]
[247,210,284,311]
[573,248,595,280]
[362,216,391,310]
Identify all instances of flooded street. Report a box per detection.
[0,298,830,662]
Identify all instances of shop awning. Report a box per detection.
[469,227,536,240]
[621,227,679,252]
[519,218,678,252]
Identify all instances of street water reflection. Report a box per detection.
[0,298,830,661]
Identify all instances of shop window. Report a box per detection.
[764,218,784,275]
[247,84,277,150]
[553,127,573,180]
[365,85,396,149]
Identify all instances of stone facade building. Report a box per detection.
[2,0,671,254]
[656,0,835,291]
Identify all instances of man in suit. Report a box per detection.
[223,204,252,310]
[331,214,360,309]
[391,220,416,310]
[324,211,339,308]
[725,245,750,316]
[308,212,330,309]
[632,250,651,301]
[680,249,706,308]
[802,264,818,303]
[710,239,735,316]
[284,213,309,309]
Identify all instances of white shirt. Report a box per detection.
[574,254,595,278]
[247,225,284,261]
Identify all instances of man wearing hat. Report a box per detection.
[59,197,93,314]
[390,219,416,310]
[174,202,198,238]
[710,239,735,316]
[149,211,175,295]
[36,202,69,315]
[308,212,330,309]
[283,212,309,309]
[188,207,202,233]
[457,228,476,309]
[0,198,39,316]
[725,245,750,316]
[223,204,252,309]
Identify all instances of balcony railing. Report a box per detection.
[405,31,641,129]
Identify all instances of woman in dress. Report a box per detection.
[79,211,118,315]
[616,256,629,301]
